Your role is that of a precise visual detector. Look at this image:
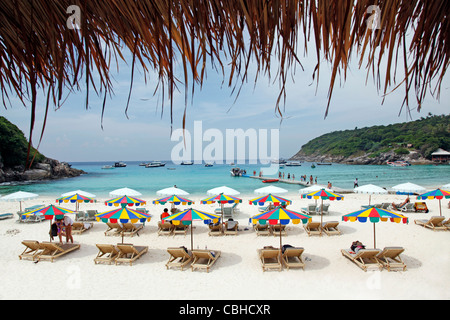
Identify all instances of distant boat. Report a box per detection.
[317,163,332,165]
[167,167,176,170]
[181,161,193,165]
[205,163,213,167]
[139,162,148,166]
[102,165,114,169]
[230,167,244,176]
[146,161,165,168]
[114,162,127,167]
[311,164,316,168]
[286,161,302,166]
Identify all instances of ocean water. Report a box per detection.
[0,161,448,198]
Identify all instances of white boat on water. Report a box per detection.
[145,161,166,168]
[114,162,127,167]
[181,161,193,165]
[102,165,114,169]
[286,161,302,166]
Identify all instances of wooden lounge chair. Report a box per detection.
[19,240,45,261]
[94,244,119,265]
[376,247,407,271]
[301,204,317,215]
[224,221,238,235]
[282,247,305,270]
[303,221,322,236]
[121,223,143,237]
[173,223,189,236]
[208,223,223,236]
[158,221,174,236]
[105,222,123,236]
[254,223,271,236]
[166,247,193,270]
[271,224,287,236]
[37,242,81,262]
[414,216,446,231]
[72,221,93,235]
[258,248,282,271]
[400,203,416,212]
[115,244,148,266]
[321,221,341,236]
[443,218,450,230]
[341,249,382,272]
[191,249,221,272]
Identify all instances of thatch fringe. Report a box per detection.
[0,0,448,166]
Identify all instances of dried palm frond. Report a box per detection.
[0,0,448,167]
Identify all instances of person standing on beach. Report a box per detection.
[63,215,74,243]
[354,178,359,188]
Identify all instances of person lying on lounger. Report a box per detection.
[391,196,410,211]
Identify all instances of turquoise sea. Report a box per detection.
[0,161,449,198]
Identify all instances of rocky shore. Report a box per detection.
[290,150,434,165]
[0,158,85,183]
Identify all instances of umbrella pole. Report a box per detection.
[373,223,376,248]
[190,223,193,251]
[279,222,282,249]
[439,199,442,217]
[320,199,323,236]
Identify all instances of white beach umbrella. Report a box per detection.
[0,191,39,211]
[392,182,426,195]
[206,186,240,196]
[61,189,96,198]
[156,187,189,196]
[254,185,288,195]
[354,184,388,205]
[109,187,142,197]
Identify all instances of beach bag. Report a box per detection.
[50,223,58,237]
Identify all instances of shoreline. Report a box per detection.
[1,193,449,300]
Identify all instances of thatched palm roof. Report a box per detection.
[0,0,449,165]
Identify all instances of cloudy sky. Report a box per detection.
[1,40,449,163]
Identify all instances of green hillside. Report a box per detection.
[0,116,45,168]
[296,114,449,159]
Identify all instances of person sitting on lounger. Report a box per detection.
[160,208,171,224]
[391,196,410,211]
[226,218,237,230]
[351,241,366,253]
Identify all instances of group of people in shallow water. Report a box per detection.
[50,215,74,244]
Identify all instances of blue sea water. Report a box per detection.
[0,161,449,198]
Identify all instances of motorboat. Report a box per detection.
[230,167,244,176]
[205,163,213,167]
[102,165,114,169]
[114,162,127,167]
[146,161,166,168]
[181,161,193,165]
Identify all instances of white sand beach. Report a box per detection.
[0,192,449,300]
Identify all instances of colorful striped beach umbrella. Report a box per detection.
[153,195,194,205]
[249,194,292,206]
[250,207,311,248]
[201,193,242,225]
[342,206,409,248]
[96,207,152,243]
[301,189,344,231]
[105,195,146,208]
[163,208,220,250]
[416,188,450,216]
[56,193,95,211]
[24,204,77,242]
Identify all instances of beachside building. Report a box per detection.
[431,148,450,164]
